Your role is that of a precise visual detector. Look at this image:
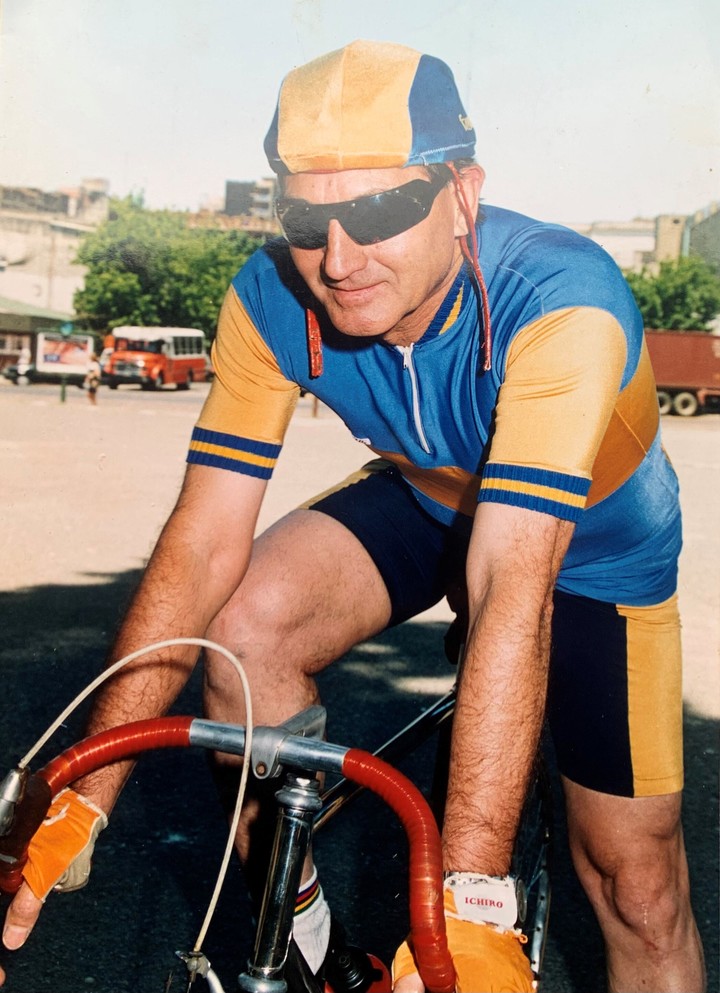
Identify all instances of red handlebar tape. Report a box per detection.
[0,719,193,896]
[38,717,194,793]
[342,749,455,993]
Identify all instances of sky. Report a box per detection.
[0,0,718,224]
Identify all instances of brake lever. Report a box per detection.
[0,771,52,894]
[0,768,28,837]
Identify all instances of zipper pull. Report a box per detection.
[398,344,413,368]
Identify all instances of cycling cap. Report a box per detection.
[264,40,476,174]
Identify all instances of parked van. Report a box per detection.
[104,326,209,390]
[2,331,94,387]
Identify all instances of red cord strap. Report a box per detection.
[342,749,455,993]
[306,308,324,378]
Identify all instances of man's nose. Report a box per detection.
[322,218,367,281]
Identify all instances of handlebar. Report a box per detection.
[0,716,455,993]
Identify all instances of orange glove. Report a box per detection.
[23,788,107,901]
[392,875,535,992]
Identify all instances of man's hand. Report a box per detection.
[0,788,107,986]
[392,875,535,992]
[393,922,534,992]
[20,788,107,900]
[0,882,44,983]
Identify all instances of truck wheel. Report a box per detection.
[657,390,673,415]
[672,391,699,417]
[177,372,192,391]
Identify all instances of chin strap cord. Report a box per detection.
[306,307,324,378]
[448,163,492,371]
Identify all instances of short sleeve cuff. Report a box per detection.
[478,462,590,522]
[187,426,281,480]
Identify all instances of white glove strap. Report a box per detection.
[444,872,523,930]
[54,789,108,893]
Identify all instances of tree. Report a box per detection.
[624,257,720,331]
[73,198,262,336]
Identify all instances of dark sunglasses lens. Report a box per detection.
[278,206,329,249]
[344,192,428,245]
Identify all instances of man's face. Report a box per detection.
[283,166,470,346]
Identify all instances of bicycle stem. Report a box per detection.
[238,774,322,993]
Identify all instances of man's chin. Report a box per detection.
[323,305,394,340]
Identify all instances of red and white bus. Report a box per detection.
[104,326,210,390]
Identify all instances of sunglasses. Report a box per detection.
[275,170,450,250]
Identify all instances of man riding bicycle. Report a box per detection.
[1,40,705,992]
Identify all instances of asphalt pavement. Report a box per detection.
[0,380,717,992]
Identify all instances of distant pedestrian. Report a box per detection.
[84,353,101,405]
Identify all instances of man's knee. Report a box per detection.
[566,784,692,943]
[597,842,690,938]
[206,577,289,655]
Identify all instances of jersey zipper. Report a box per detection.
[397,344,431,454]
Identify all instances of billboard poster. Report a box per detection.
[36,332,93,377]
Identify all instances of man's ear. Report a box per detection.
[452,165,485,238]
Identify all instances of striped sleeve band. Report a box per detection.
[187,426,281,480]
[478,462,590,522]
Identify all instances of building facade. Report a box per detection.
[0,179,109,315]
[224,177,277,221]
[686,203,720,271]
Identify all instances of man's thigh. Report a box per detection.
[304,459,469,627]
[211,460,468,673]
[548,590,683,798]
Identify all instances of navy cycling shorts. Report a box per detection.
[306,460,683,798]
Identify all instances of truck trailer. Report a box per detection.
[645,329,720,416]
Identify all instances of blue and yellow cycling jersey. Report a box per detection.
[187,205,681,607]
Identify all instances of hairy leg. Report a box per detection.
[564,778,706,992]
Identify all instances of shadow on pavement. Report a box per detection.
[0,573,716,992]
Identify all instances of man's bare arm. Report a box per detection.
[442,501,574,874]
[0,464,267,964]
[76,463,267,812]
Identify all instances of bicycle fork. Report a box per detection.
[238,773,322,993]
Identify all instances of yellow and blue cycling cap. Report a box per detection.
[264,40,476,174]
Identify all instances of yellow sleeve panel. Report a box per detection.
[197,286,300,447]
[586,338,659,507]
[489,307,628,479]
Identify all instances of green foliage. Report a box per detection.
[625,256,720,331]
[73,197,263,335]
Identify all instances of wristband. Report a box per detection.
[443,872,527,930]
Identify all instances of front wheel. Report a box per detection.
[673,391,698,416]
[657,390,673,415]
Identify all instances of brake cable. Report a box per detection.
[16,638,253,959]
